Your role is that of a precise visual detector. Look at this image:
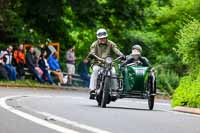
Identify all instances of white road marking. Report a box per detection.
[1,94,199,133]
[38,112,112,133]
[0,95,112,133]
[63,96,85,100]
[0,96,79,133]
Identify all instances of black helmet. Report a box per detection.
[132,45,142,52]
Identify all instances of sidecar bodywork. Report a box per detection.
[123,66,149,93]
[118,64,156,110]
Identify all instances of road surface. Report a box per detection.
[0,87,199,133]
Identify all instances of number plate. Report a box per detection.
[135,69,145,75]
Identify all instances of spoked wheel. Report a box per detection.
[148,95,155,110]
[147,72,156,110]
[96,75,103,106]
[96,91,102,106]
[101,77,111,108]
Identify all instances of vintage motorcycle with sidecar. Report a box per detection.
[90,55,156,110]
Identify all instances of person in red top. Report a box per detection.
[14,44,25,79]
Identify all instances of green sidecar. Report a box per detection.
[117,62,156,110]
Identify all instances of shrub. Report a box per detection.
[172,18,200,108]
[156,69,180,95]
[176,19,200,69]
[172,73,200,108]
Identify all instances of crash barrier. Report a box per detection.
[61,72,86,87]
[24,68,86,87]
[24,67,32,79]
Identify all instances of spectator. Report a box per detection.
[78,58,90,87]
[0,60,9,80]
[13,44,25,79]
[38,50,54,84]
[48,51,64,84]
[0,46,16,80]
[66,46,76,85]
[26,47,44,83]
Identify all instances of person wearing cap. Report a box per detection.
[122,44,149,67]
[0,45,16,80]
[88,28,124,98]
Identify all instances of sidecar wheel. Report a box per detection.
[101,77,110,108]
[147,73,156,110]
[148,95,155,110]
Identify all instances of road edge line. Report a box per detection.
[0,96,79,133]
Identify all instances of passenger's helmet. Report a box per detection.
[132,45,142,52]
[96,28,108,39]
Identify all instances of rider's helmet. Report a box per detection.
[96,28,108,39]
[132,44,142,53]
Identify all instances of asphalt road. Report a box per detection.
[0,87,199,133]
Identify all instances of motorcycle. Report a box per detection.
[90,56,156,110]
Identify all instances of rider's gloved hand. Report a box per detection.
[120,55,126,61]
[99,58,105,63]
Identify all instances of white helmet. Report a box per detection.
[96,28,108,39]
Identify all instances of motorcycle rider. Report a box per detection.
[88,28,124,99]
[122,44,150,67]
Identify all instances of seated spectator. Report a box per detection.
[38,50,54,84]
[13,44,25,80]
[0,60,9,80]
[78,58,91,87]
[48,52,64,84]
[0,46,16,80]
[26,47,44,83]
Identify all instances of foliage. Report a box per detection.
[172,18,200,107]
[176,19,200,69]
[172,72,200,108]
[156,69,180,95]
[0,0,200,96]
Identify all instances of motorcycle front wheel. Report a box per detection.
[101,77,111,108]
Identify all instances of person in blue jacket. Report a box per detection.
[48,52,64,84]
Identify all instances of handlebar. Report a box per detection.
[88,53,125,63]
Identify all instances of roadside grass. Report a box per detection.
[0,80,53,88]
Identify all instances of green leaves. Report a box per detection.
[1,0,200,100]
[172,73,200,108]
[176,19,200,67]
